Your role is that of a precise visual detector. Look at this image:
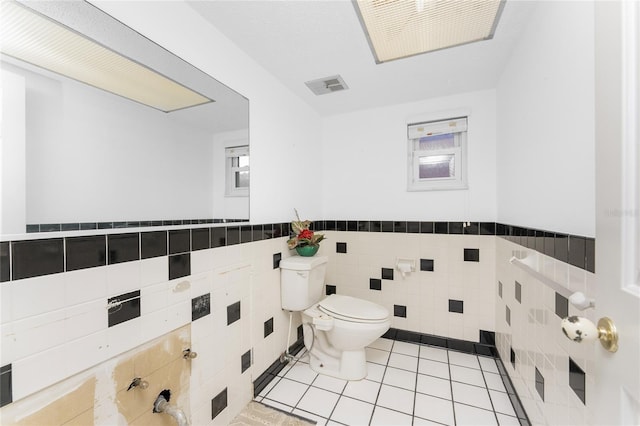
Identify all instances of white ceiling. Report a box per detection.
[188,0,537,117]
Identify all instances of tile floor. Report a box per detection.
[255,338,522,425]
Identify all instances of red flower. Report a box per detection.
[298,229,314,240]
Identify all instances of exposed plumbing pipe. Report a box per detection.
[153,390,189,426]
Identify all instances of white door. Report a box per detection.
[593,1,640,425]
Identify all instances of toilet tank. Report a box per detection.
[280,255,328,311]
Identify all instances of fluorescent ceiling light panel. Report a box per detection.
[354,0,505,63]
[0,1,212,112]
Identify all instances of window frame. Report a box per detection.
[225,145,249,197]
[407,116,468,191]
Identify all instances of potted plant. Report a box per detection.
[286,210,325,256]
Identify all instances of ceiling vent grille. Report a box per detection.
[305,75,349,95]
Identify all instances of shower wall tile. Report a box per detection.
[191,228,210,251]
[65,235,106,271]
[107,233,139,265]
[169,229,190,254]
[141,231,167,259]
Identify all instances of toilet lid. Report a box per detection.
[318,294,389,321]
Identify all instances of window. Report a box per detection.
[407,116,468,191]
[225,145,249,196]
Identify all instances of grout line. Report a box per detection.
[446,349,457,425]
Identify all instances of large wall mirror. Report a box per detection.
[0,0,249,236]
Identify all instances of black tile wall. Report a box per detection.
[141,231,167,259]
[211,227,226,248]
[226,227,240,245]
[568,236,586,269]
[449,299,464,313]
[369,279,382,291]
[569,358,586,404]
[65,235,106,272]
[107,290,140,327]
[434,222,448,234]
[191,228,210,251]
[449,222,464,234]
[297,324,303,341]
[273,253,282,269]
[264,318,274,338]
[11,238,64,280]
[1,220,595,285]
[515,281,522,303]
[227,301,241,325]
[479,330,496,345]
[381,268,394,280]
[107,233,139,264]
[0,364,11,408]
[498,281,503,298]
[169,253,191,280]
[383,328,499,358]
[211,388,228,420]
[0,242,10,282]
[506,306,511,326]
[464,248,480,262]
[241,350,252,373]
[336,242,347,253]
[555,292,569,318]
[394,305,407,318]
[420,259,434,272]
[169,230,190,254]
[191,293,211,321]
[510,347,516,368]
[535,367,545,401]
[326,285,337,295]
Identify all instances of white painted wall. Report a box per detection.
[321,90,497,221]
[496,1,595,237]
[93,1,324,224]
[4,61,216,224]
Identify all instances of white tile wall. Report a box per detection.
[495,237,596,425]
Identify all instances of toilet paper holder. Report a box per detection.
[395,258,415,278]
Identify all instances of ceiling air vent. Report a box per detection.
[304,75,349,96]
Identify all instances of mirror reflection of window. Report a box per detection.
[226,146,249,196]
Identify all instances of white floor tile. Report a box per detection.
[416,374,452,400]
[450,364,486,387]
[419,345,449,363]
[283,361,318,384]
[343,379,382,404]
[483,372,507,392]
[296,387,340,418]
[479,356,499,374]
[454,402,498,426]
[376,384,415,414]
[366,362,386,382]
[489,389,517,417]
[387,352,418,372]
[414,393,454,425]
[312,373,348,394]
[257,377,280,398]
[448,351,480,369]
[418,358,450,379]
[391,340,420,357]
[369,406,413,426]
[451,382,493,410]
[382,366,417,391]
[496,413,521,425]
[292,409,328,426]
[264,378,309,407]
[331,395,375,425]
[368,337,394,352]
[366,347,391,365]
[413,416,447,425]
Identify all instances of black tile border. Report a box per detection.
[1,220,594,282]
[253,337,305,397]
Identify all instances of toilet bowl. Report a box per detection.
[280,255,391,381]
[302,294,390,380]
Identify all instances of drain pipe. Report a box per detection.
[153,390,189,426]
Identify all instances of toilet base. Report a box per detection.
[307,347,367,381]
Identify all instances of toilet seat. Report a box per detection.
[318,294,389,323]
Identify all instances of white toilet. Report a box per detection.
[280,255,390,380]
